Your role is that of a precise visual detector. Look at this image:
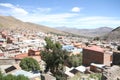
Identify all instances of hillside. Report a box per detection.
[106,26,120,41]
[56,27,113,37]
[0,15,66,35]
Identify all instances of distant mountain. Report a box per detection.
[0,15,66,35]
[56,27,113,37]
[106,26,120,41]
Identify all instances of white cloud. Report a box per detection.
[71,7,81,12]
[0,3,120,28]
[0,3,28,15]
[13,7,28,15]
[37,8,51,12]
[17,13,78,24]
[69,16,120,28]
[0,3,13,8]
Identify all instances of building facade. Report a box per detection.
[82,46,111,66]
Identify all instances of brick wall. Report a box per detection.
[82,49,104,66]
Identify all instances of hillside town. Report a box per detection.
[0,0,120,79]
[0,28,120,80]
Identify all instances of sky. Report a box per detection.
[0,0,120,29]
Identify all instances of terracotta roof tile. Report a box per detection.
[84,46,104,52]
[14,53,28,59]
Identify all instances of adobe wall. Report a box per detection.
[82,49,104,66]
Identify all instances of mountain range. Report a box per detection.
[56,27,113,37]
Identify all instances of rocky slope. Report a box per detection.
[106,26,120,41]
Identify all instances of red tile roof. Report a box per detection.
[14,53,28,59]
[14,53,41,62]
[84,46,104,53]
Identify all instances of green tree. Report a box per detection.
[41,49,68,73]
[20,57,40,71]
[45,37,54,50]
[41,38,69,80]
[67,54,82,67]
[45,37,62,50]
[0,71,29,80]
[0,71,3,80]
[3,74,16,80]
[54,42,62,49]
[89,73,102,80]
[94,37,100,41]
[16,75,29,80]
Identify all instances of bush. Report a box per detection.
[67,54,82,67]
[0,71,29,80]
[20,57,40,71]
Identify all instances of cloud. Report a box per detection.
[0,3,120,28]
[0,3,13,8]
[0,3,28,15]
[71,7,81,12]
[69,16,120,28]
[37,8,51,12]
[23,13,120,28]
[13,7,28,15]
[17,13,78,24]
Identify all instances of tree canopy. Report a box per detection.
[41,37,69,80]
[67,54,82,67]
[0,72,29,80]
[42,37,83,79]
[45,37,62,50]
[93,37,100,41]
[45,37,54,50]
[20,57,40,71]
[41,47,69,73]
